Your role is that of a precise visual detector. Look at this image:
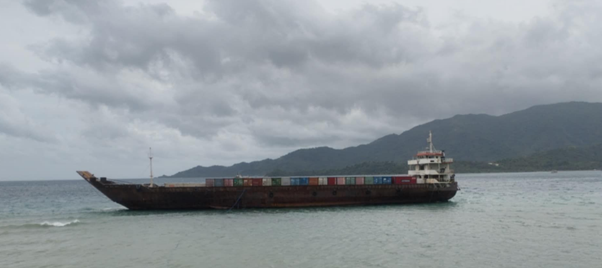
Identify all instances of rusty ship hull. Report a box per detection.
[77,172,457,210]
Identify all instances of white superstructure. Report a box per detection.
[407,131,455,184]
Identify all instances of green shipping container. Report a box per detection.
[233,178,243,186]
[364,176,374,185]
[271,178,282,186]
[345,177,356,185]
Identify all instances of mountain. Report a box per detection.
[266,161,408,176]
[170,102,602,177]
[265,144,602,176]
[479,144,602,172]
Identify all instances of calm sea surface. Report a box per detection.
[1,171,601,268]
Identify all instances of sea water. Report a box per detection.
[1,171,601,268]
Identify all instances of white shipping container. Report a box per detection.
[262,177,272,186]
[281,177,291,186]
[318,177,328,185]
[416,178,425,184]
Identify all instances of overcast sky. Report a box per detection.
[1,0,601,181]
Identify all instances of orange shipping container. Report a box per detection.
[309,177,319,185]
[356,177,364,185]
[243,179,252,186]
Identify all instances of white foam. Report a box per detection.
[39,219,80,227]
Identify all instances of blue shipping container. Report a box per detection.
[291,178,300,186]
[382,177,392,184]
[299,177,309,185]
[374,177,383,184]
[214,178,224,187]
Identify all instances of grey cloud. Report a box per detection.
[0,91,57,143]
[24,0,100,24]
[27,0,428,72]
[0,118,56,143]
[10,0,602,150]
[0,64,156,111]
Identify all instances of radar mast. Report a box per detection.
[149,147,154,187]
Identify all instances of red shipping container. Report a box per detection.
[206,179,214,187]
[328,177,337,185]
[243,179,252,186]
[252,178,263,186]
[224,179,233,187]
[356,177,364,185]
[393,176,416,184]
[337,177,346,185]
[309,177,319,185]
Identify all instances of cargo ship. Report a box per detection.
[77,132,457,210]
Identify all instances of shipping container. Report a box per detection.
[309,177,319,185]
[262,178,272,186]
[328,177,337,185]
[299,177,309,185]
[233,178,243,186]
[373,177,383,184]
[243,178,252,186]
[337,177,346,185]
[393,176,416,184]
[272,177,282,186]
[345,177,356,185]
[252,178,263,186]
[319,177,328,185]
[165,183,205,187]
[364,177,374,185]
[214,178,224,187]
[225,179,233,187]
[356,177,364,185]
[282,177,291,186]
[291,178,299,186]
[382,177,392,184]
[206,179,214,187]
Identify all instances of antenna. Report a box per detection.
[427,131,434,152]
[149,147,154,187]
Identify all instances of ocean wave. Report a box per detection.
[39,219,80,227]
[1,219,81,230]
[102,207,123,211]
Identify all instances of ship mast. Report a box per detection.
[149,147,154,187]
[427,131,434,152]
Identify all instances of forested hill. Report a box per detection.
[462,144,602,173]
[170,102,602,177]
[264,144,602,176]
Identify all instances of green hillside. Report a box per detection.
[266,145,602,176]
[487,144,602,172]
[266,161,408,176]
[170,102,602,177]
